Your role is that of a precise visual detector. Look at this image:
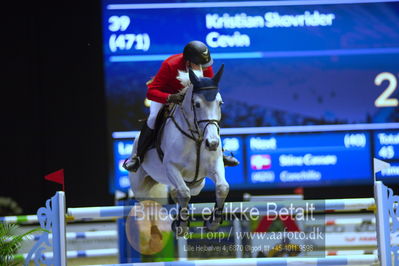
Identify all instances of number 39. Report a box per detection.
[374,72,399,107]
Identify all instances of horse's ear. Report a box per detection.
[212,64,224,85]
[189,68,200,87]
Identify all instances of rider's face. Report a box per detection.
[188,62,202,71]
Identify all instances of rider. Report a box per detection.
[123,40,239,172]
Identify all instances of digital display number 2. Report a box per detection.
[374,72,399,107]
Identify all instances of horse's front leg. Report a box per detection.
[165,163,191,237]
[206,157,230,231]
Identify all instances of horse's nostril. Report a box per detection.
[206,140,219,150]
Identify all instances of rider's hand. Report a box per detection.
[167,91,185,104]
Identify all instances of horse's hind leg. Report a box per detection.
[129,167,150,201]
[129,168,168,203]
[129,168,167,252]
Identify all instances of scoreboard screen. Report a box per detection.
[102,0,399,192]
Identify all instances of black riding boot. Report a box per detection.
[223,154,240,167]
[123,124,155,172]
[222,149,239,167]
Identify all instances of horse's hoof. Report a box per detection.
[172,220,189,237]
[204,218,221,232]
[204,208,223,231]
[171,219,178,232]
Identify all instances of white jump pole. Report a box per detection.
[30,230,117,241]
[21,248,118,260]
[67,198,375,220]
[87,255,379,266]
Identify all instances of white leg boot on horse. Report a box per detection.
[166,165,192,237]
[204,183,230,231]
[205,156,230,232]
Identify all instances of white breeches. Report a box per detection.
[147,101,164,129]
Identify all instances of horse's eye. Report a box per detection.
[219,101,224,106]
[195,102,201,108]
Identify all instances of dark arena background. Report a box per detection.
[2,0,399,265]
[2,0,112,213]
[104,0,399,192]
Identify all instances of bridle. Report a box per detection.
[167,89,221,185]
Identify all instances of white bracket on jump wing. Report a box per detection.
[24,192,66,266]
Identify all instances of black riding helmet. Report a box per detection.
[183,41,213,67]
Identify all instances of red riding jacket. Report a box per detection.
[146,53,214,104]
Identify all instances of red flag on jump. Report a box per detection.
[294,187,304,195]
[45,169,65,191]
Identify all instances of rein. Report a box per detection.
[167,94,220,185]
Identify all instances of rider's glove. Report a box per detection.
[167,91,185,104]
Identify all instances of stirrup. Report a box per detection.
[223,153,239,167]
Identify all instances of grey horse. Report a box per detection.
[129,65,229,236]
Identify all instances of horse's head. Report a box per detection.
[183,64,224,151]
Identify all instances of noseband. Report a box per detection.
[198,120,220,136]
[194,113,221,140]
